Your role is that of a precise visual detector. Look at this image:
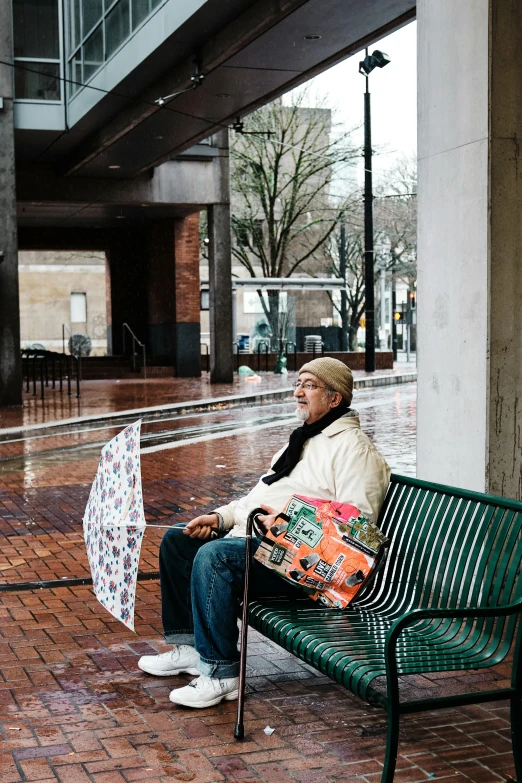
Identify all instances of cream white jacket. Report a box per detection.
[215,412,391,538]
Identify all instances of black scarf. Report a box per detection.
[262,404,349,485]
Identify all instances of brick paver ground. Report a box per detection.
[0,383,517,782]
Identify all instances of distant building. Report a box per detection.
[19,251,108,356]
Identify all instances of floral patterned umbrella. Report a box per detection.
[83,420,146,631]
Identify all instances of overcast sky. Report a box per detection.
[284,20,417,191]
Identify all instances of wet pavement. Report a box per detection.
[0,366,415,431]
[0,381,517,782]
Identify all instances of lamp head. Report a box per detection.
[359,55,374,76]
[359,49,391,76]
[372,50,391,68]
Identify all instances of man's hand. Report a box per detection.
[183,514,219,540]
[255,504,279,534]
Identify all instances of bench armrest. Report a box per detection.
[384,600,522,679]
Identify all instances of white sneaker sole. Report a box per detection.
[138,662,201,677]
[169,689,239,708]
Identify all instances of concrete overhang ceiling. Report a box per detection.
[18,0,415,178]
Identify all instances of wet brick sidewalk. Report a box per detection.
[0,366,415,431]
[0,383,517,782]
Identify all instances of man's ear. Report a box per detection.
[330,392,343,409]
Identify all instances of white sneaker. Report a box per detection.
[138,645,201,676]
[169,675,239,708]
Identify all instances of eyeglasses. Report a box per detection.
[293,380,328,392]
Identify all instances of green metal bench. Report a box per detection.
[248,473,522,782]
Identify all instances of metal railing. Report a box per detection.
[122,323,147,379]
[232,340,299,373]
[284,340,297,372]
[256,342,270,372]
[200,343,209,372]
[21,348,81,399]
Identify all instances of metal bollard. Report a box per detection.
[32,355,37,396]
[59,355,63,392]
[76,349,81,398]
[40,358,45,400]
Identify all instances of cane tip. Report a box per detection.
[234,724,244,740]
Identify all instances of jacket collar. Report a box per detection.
[322,410,360,437]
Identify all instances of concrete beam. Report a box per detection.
[17,153,230,210]
[0,2,21,406]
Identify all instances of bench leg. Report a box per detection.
[381,670,400,783]
[381,704,400,783]
[511,694,522,782]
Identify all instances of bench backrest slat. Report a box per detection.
[356,475,522,617]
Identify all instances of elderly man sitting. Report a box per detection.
[138,358,390,708]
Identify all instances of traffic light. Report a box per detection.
[394,311,404,323]
[409,292,416,309]
[359,316,366,329]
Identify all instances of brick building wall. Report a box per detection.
[174,213,200,323]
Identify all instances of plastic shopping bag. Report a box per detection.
[253,495,387,608]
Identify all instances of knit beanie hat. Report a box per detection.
[299,357,354,405]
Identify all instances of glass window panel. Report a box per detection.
[105,0,130,59]
[131,0,150,30]
[70,0,82,51]
[71,293,87,323]
[150,0,161,9]
[14,61,60,100]
[70,52,82,94]
[72,50,83,92]
[13,0,59,59]
[83,24,103,81]
[82,0,103,39]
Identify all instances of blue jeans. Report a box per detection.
[159,525,302,678]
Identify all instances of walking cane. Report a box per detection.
[234,507,265,740]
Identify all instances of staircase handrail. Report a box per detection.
[122,323,147,379]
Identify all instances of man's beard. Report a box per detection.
[295,404,310,422]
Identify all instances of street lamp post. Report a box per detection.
[359,48,390,372]
[339,220,348,351]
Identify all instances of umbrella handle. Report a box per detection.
[234,507,265,740]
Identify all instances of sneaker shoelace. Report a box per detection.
[188,676,218,692]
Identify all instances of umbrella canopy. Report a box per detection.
[83,420,146,631]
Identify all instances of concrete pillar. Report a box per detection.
[417,0,522,498]
[208,130,233,383]
[0,2,22,406]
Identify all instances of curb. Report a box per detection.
[0,370,416,439]
[354,370,417,389]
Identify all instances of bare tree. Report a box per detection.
[325,156,417,352]
[374,155,417,278]
[374,155,417,349]
[327,219,365,350]
[231,93,359,347]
